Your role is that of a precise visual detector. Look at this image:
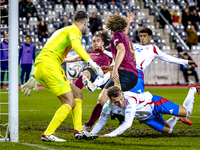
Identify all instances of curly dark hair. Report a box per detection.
[94,30,110,47]
[105,14,127,32]
[107,86,121,100]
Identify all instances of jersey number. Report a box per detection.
[129,42,136,61]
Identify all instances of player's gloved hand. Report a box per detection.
[87,58,104,78]
[21,76,38,97]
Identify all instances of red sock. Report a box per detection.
[75,76,84,89]
[85,103,103,127]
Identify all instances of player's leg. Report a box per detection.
[20,64,26,85]
[142,114,171,133]
[84,89,108,130]
[74,70,91,89]
[25,64,32,83]
[129,69,144,93]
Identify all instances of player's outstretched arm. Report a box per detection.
[124,12,135,35]
[21,75,38,96]
[64,55,82,63]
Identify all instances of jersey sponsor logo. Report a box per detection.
[103,102,111,113]
[96,53,100,55]
[114,39,119,45]
[117,110,121,114]
[169,109,173,114]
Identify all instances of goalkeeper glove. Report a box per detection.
[87,58,104,78]
[21,75,38,96]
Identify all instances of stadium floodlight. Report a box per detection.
[0,1,19,142]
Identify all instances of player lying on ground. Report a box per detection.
[91,85,199,137]
[64,30,113,91]
[21,11,104,142]
[82,12,139,130]
[83,28,197,130]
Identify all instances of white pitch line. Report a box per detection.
[21,143,57,150]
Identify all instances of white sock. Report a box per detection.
[183,87,196,117]
[166,116,179,132]
[93,72,110,88]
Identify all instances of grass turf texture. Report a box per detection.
[0,88,200,150]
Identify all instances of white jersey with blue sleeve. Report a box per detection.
[91,91,155,137]
[133,44,188,73]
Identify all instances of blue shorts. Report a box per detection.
[141,95,179,132]
[104,70,138,91]
[129,69,144,93]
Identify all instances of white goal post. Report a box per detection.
[0,0,19,142]
[8,0,19,142]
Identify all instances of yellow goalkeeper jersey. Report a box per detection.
[35,24,90,65]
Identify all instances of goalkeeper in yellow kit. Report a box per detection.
[21,11,104,142]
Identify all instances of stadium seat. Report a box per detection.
[48,24,55,35]
[19,31,24,39]
[178,0,187,9]
[149,5,155,15]
[110,4,118,14]
[0,24,8,36]
[76,4,86,12]
[144,0,151,9]
[54,4,64,15]
[19,17,27,28]
[152,32,161,42]
[166,0,175,9]
[162,45,171,52]
[191,45,200,51]
[141,18,150,27]
[29,17,38,28]
[22,24,31,34]
[35,4,42,14]
[175,25,184,35]
[40,0,48,7]
[149,39,154,44]
[87,4,97,17]
[180,32,188,42]
[99,4,108,15]
[37,11,45,21]
[32,37,39,47]
[44,5,53,14]
[59,12,67,21]
[52,18,61,29]
[171,32,179,42]
[65,4,74,14]
[136,12,145,21]
[164,24,171,35]
[156,39,166,49]
[33,25,38,34]
[146,24,155,32]
[120,5,130,13]
[131,5,140,15]
[31,0,38,5]
[47,11,57,22]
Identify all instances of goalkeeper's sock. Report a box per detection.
[72,98,83,131]
[44,104,72,135]
[93,72,111,88]
[85,103,102,127]
[75,76,84,89]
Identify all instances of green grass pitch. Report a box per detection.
[0,88,200,150]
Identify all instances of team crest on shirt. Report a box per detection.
[101,112,106,117]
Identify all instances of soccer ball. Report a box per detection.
[68,63,83,78]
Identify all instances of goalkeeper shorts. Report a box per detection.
[34,62,71,96]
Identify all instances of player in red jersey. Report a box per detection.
[83,13,138,130]
[64,30,113,90]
